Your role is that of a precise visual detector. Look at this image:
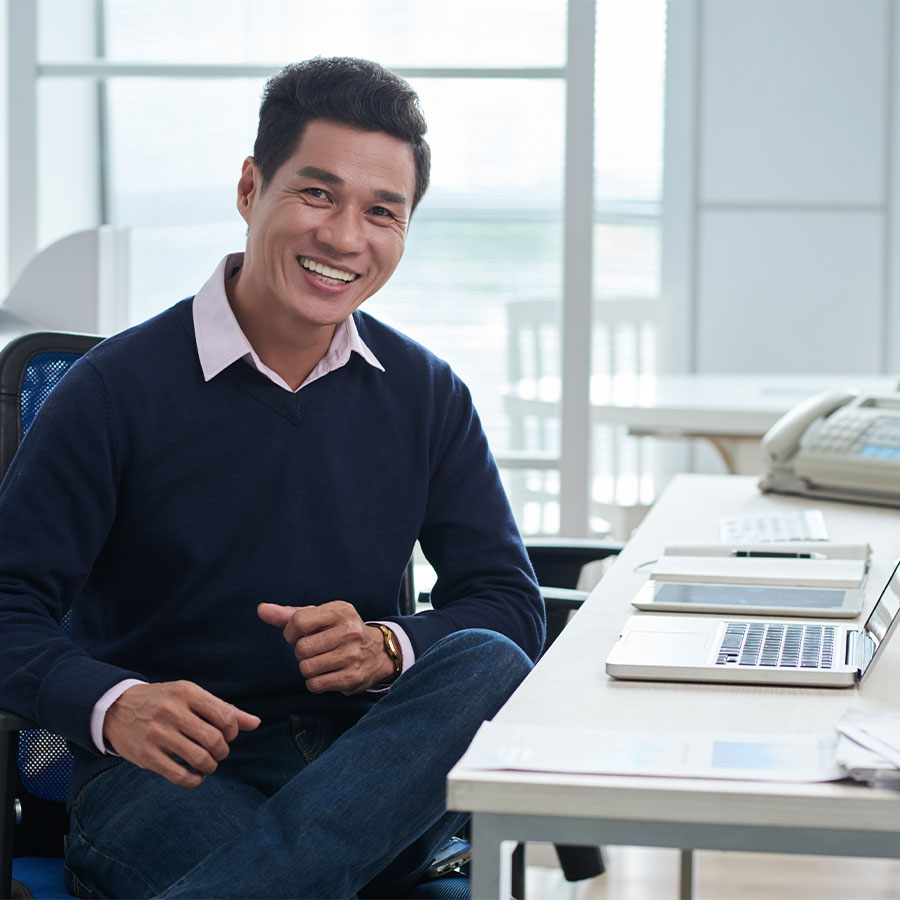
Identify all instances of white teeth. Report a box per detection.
[299,256,355,282]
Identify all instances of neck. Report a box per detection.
[225,270,335,390]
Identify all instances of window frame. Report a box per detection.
[4,0,603,535]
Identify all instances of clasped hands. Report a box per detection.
[103,600,397,787]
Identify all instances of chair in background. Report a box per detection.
[0,332,470,900]
[525,536,623,649]
[501,297,663,540]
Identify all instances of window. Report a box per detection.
[10,0,667,537]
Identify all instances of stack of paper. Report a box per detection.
[835,710,900,789]
[650,541,871,589]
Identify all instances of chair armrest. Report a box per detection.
[525,537,624,559]
[525,538,625,590]
[0,712,24,898]
[0,712,34,733]
[540,586,590,611]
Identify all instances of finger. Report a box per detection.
[280,605,340,645]
[300,645,380,695]
[178,716,233,763]
[305,668,370,697]
[232,706,261,732]
[293,626,347,662]
[163,683,259,745]
[258,604,322,646]
[287,601,363,648]
[297,647,347,680]
[167,736,220,777]
[181,684,249,742]
[147,748,207,789]
[257,602,297,628]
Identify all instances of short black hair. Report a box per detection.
[253,57,430,211]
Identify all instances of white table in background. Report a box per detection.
[503,373,899,473]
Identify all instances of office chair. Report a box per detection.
[0,331,470,900]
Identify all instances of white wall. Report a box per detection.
[662,0,899,376]
[0,0,8,296]
[36,0,101,253]
[2,0,100,296]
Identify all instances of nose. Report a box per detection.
[314,205,364,255]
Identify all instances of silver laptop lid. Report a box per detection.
[857,559,900,682]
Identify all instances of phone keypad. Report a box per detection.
[808,414,900,459]
[854,417,900,459]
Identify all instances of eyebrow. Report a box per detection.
[296,166,409,208]
[374,189,409,207]
[296,165,343,185]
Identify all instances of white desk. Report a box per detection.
[503,373,899,474]
[447,475,900,899]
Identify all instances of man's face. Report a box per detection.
[236,118,416,334]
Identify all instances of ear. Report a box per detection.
[236,157,260,226]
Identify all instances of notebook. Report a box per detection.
[631,541,870,618]
[606,559,900,687]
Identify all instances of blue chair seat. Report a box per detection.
[12,858,69,900]
[11,856,470,899]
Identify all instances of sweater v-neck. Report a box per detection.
[224,353,356,424]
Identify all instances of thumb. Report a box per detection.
[257,602,297,628]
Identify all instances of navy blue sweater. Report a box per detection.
[0,299,544,799]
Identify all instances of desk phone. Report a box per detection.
[760,389,900,507]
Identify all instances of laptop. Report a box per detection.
[606,558,900,688]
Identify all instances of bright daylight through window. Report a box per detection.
[29,0,666,536]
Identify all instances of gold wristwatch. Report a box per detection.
[375,623,403,682]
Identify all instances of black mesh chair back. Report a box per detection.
[0,334,101,841]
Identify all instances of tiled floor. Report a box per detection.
[524,844,900,900]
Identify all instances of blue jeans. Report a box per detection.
[64,629,532,899]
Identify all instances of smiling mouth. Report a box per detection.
[298,256,359,286]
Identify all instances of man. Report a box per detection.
[0,57,544,898]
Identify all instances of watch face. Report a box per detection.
[380,625,402,674]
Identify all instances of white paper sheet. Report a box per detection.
[649,555,867,589]
[458,721,843,783]
[835,710,900,787]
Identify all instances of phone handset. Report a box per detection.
[761,388,859,463]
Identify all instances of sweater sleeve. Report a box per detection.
[0,359,144,753]
[381,370,546,662]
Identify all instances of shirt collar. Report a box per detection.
[192,252,384,391]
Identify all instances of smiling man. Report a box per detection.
[0,57,544,898]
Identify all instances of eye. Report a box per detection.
[302,187,329,200]
[369,206,396,219]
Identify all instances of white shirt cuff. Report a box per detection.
[90,678,147,754]
[367,621,415,692]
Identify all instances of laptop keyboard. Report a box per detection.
[715,622,836,669]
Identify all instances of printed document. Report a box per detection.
[459,722,842,783]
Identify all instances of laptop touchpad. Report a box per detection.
[622,630,710,664]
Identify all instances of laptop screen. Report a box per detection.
[859,559,900,680]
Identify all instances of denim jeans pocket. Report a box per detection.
[290,714,334,765]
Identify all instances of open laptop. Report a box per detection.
[606,559,900,687]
